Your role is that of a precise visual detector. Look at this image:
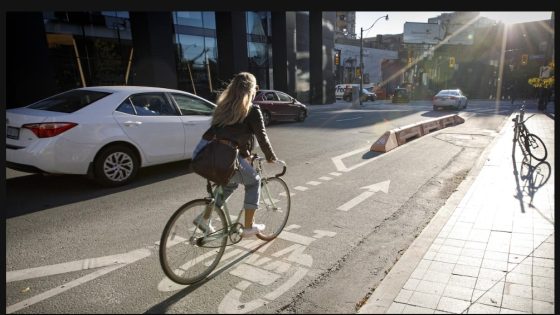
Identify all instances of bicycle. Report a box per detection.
[159,154,290,285]
[512,102,547,161]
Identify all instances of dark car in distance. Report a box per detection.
[252,89,308,126]
[343,88,377,102]
[391,88,410,103]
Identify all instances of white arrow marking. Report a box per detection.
[337,180,390,211]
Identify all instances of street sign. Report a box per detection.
[540,66,551,78]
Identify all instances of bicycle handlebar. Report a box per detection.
[251,154,287,177]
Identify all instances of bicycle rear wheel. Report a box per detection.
[255,177,291,241]
[159,199,227,285]
[525,133,547,161]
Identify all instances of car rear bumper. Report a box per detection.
[433,102,461,109]
[6,138,98,175]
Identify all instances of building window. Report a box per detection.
[246,11,271,89]
[42,12,132,91]
[174,33,218,100]
[173,11,216,29]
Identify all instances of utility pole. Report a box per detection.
[360,14,389,105]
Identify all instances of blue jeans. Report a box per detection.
[215,156,261,210]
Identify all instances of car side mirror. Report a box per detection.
[291,98,295,104]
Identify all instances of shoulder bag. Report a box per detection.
[191,131,239,186]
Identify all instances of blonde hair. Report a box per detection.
[212,72,257,127]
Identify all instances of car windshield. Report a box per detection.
[27,90,111,113]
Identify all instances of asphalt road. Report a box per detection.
[5,100,516,314]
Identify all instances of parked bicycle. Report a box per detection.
[512,103,547,161]
[159,154,290,285]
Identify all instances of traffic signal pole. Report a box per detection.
[359,14,388,106]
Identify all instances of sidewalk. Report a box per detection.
[358,101,555,314]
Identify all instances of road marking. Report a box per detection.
[337,180,391,211]
[230,263,281,285]
[294,186,308,191]
[279,192,295,197]
[331,146,371,172]
[6,248,151,313]
[319,176,332,181]
[336,116,362,122]
[329,172,342,176]
[6,248,151,283]
[306,181,321,186]
[331,145,383,172]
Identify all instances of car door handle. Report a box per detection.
[182,122,197,126]
[123,121,142,126]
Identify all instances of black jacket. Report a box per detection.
[203,104,277,161]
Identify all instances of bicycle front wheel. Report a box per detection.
[255,177,291,241]
[159,199,227,285]
[525,133,547,161]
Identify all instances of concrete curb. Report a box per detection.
[357,108,522,314]
[370,115,465,153]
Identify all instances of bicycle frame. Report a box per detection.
[513,105,534,142]
[195,156,286,247]
[194,185,244,247]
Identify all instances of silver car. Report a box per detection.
[432,89,468,110]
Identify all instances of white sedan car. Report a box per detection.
[6,86,215,186]
[432,89,468,110]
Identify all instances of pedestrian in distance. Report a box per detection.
[193,72,278,237]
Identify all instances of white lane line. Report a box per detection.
[319,176,332,181]
[336,116,362,122]
[6,248,151,283]
[329,172,342,176]
[6,248,151,314]
[279,192,295,197]
[331,146,371,172]
[306,181,321,186]
[294,186,308,191]
[337,191,375,211]
[7,264,123,314]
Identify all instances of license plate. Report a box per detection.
[7,126,20,140]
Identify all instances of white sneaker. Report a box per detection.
[193,215,216,234]
[242,223,265,238]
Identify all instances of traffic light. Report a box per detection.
[335,51,340,65]
[521,54,528,65]
[449,56,455,68]
[355,67,361,76]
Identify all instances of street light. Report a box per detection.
[360,14,389,105]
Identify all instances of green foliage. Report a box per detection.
[528,61,554,88]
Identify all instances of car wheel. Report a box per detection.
[262,110,272,126]
[296,109,306,122]
[93,144,139,187]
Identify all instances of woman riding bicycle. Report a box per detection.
[193,72,278,237]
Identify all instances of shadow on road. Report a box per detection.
[5,160,195,218]
[144,242,267,314]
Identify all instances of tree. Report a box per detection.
[528,61,554,109]
[528,61,554,89]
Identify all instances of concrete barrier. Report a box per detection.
[370,114,464,153]
[370,130,399,153]
[421,119,441,135]
[395,123,424,145]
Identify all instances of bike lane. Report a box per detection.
[5,107,506,313]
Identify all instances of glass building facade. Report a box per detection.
[7,11,337,108]
[173,11,218,100]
